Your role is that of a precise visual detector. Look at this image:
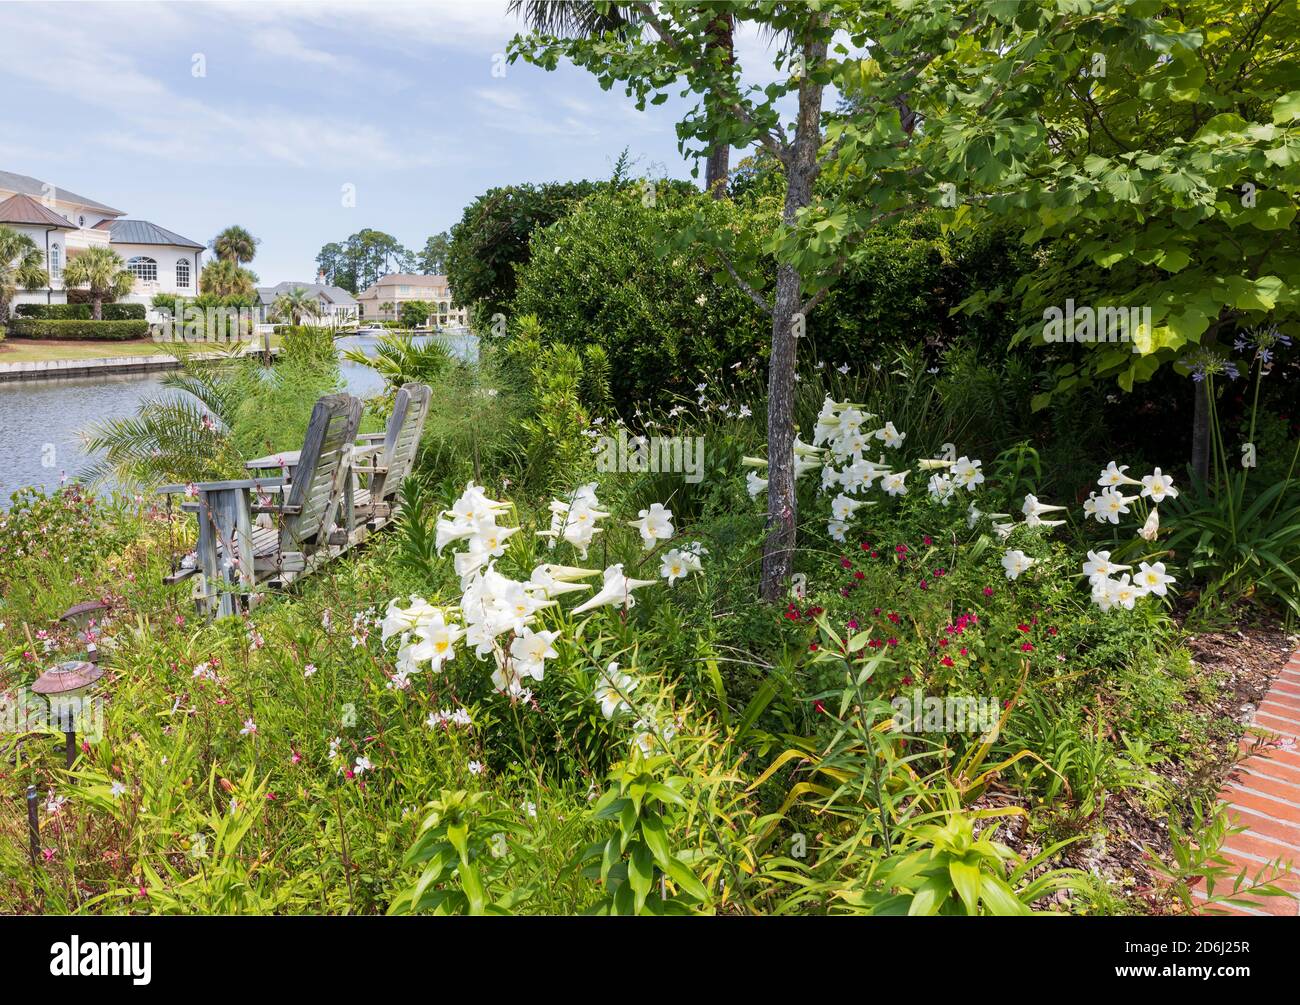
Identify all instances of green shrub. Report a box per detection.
[15,303,92,320]
[6,318,150,340]
[512,186,770,406]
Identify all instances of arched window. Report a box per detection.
[49,244,61,282]
[78,215,86,228]
[176,259,191,288]
[127,256,158,282]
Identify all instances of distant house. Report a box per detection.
[255,281,359,328]
[0,169,202,321]
[354,273,467,327]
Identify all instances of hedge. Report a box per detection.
[7,319,151,340]
[15,303,147,321]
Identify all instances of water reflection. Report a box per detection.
[0,331,475,505]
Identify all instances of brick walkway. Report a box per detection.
[1206,646,1300,916]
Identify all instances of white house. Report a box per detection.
[255,281,359,328]
[0,169,202,321]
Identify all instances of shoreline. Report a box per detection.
[0,346,281,383]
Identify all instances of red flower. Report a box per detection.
[814,700,826,714]
[938,638,948,647]
[983,587,994,597]
[1020,642,1034,652]
[940,656,954,667]
[809,642,819,652]
[853,571,864,580]
[901,675,913,686]
[923,536,933,547]
[1017,624,1031,633]
[840,557,853,569]
[887,638,899,647]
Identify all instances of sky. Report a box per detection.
[0,0,785,285]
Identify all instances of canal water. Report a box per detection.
[0,332,475,506]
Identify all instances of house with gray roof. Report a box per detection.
[0,169,203,319]
[255,281,359,328]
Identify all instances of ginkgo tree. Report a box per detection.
[511,0,1190,601]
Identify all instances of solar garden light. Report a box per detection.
[58,600,111,663]
[31,660,103,769]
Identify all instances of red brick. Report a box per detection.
[1217,851,1300,892]
[1223,805,1300,849]
[1221,785,1300,822]
[1240,741,1300,769]
[1259,701,1300,725]
[1230,768,1300,804]
[1262,690,1300,713]
[1237,758,1300,790]
[1220,829,1300,868]
[1253,712,1300,737]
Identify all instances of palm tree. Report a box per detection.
[0,225,50,324]
[211,225,259,265]
[271,286,322,326]
[62,246,134,321]
[200,259,257,299]
[507,2,733,198]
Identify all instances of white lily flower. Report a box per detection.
[594,661,637,719]
[1135,561,1175,597]
[951,456,985,490]
[1022,494,1066,524]
[874,421,906,449]
[527,565,592,599]
[916,458,954,470]
[571,564,659,614]
[629,502,674,549]
[660,547,702,585]
[508,626,560,681]
[1095,487,1135,525]
[882,470,909,496]
[380,595,440,644]
[1107,574,1140,610]
[741,456,769,468]
[1001,549,1035,580]
[927,474,955,505]
[407,611,465,672]
[831,492,867,521]
[746,470,768,498]
[827,519,848,542]
[1098,461,1142,488]
[1140,468,1179,503]
[1082,550,1130,585]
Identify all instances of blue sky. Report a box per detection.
[0,0,782,284]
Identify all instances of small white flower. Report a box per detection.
[240,718,258,737]
[467,760,485,776]
[303,663,317,678]
[110,781,127,799]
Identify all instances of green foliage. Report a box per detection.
[14,302,145,321]
[511,184,768,405]
[446,178,607,320]
[398,300,434,330]
[6,318,150,340]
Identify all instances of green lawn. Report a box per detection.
[0,337,280,364]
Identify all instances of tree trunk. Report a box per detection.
[704,12,735,200]
[759,29,828,603]
[92,296,103,322]
[1191,377,1211,484]
[706,144,730,199]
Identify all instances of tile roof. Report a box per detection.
[0,192,75,229]
[95,219,205,250]
[0,169,125,216]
